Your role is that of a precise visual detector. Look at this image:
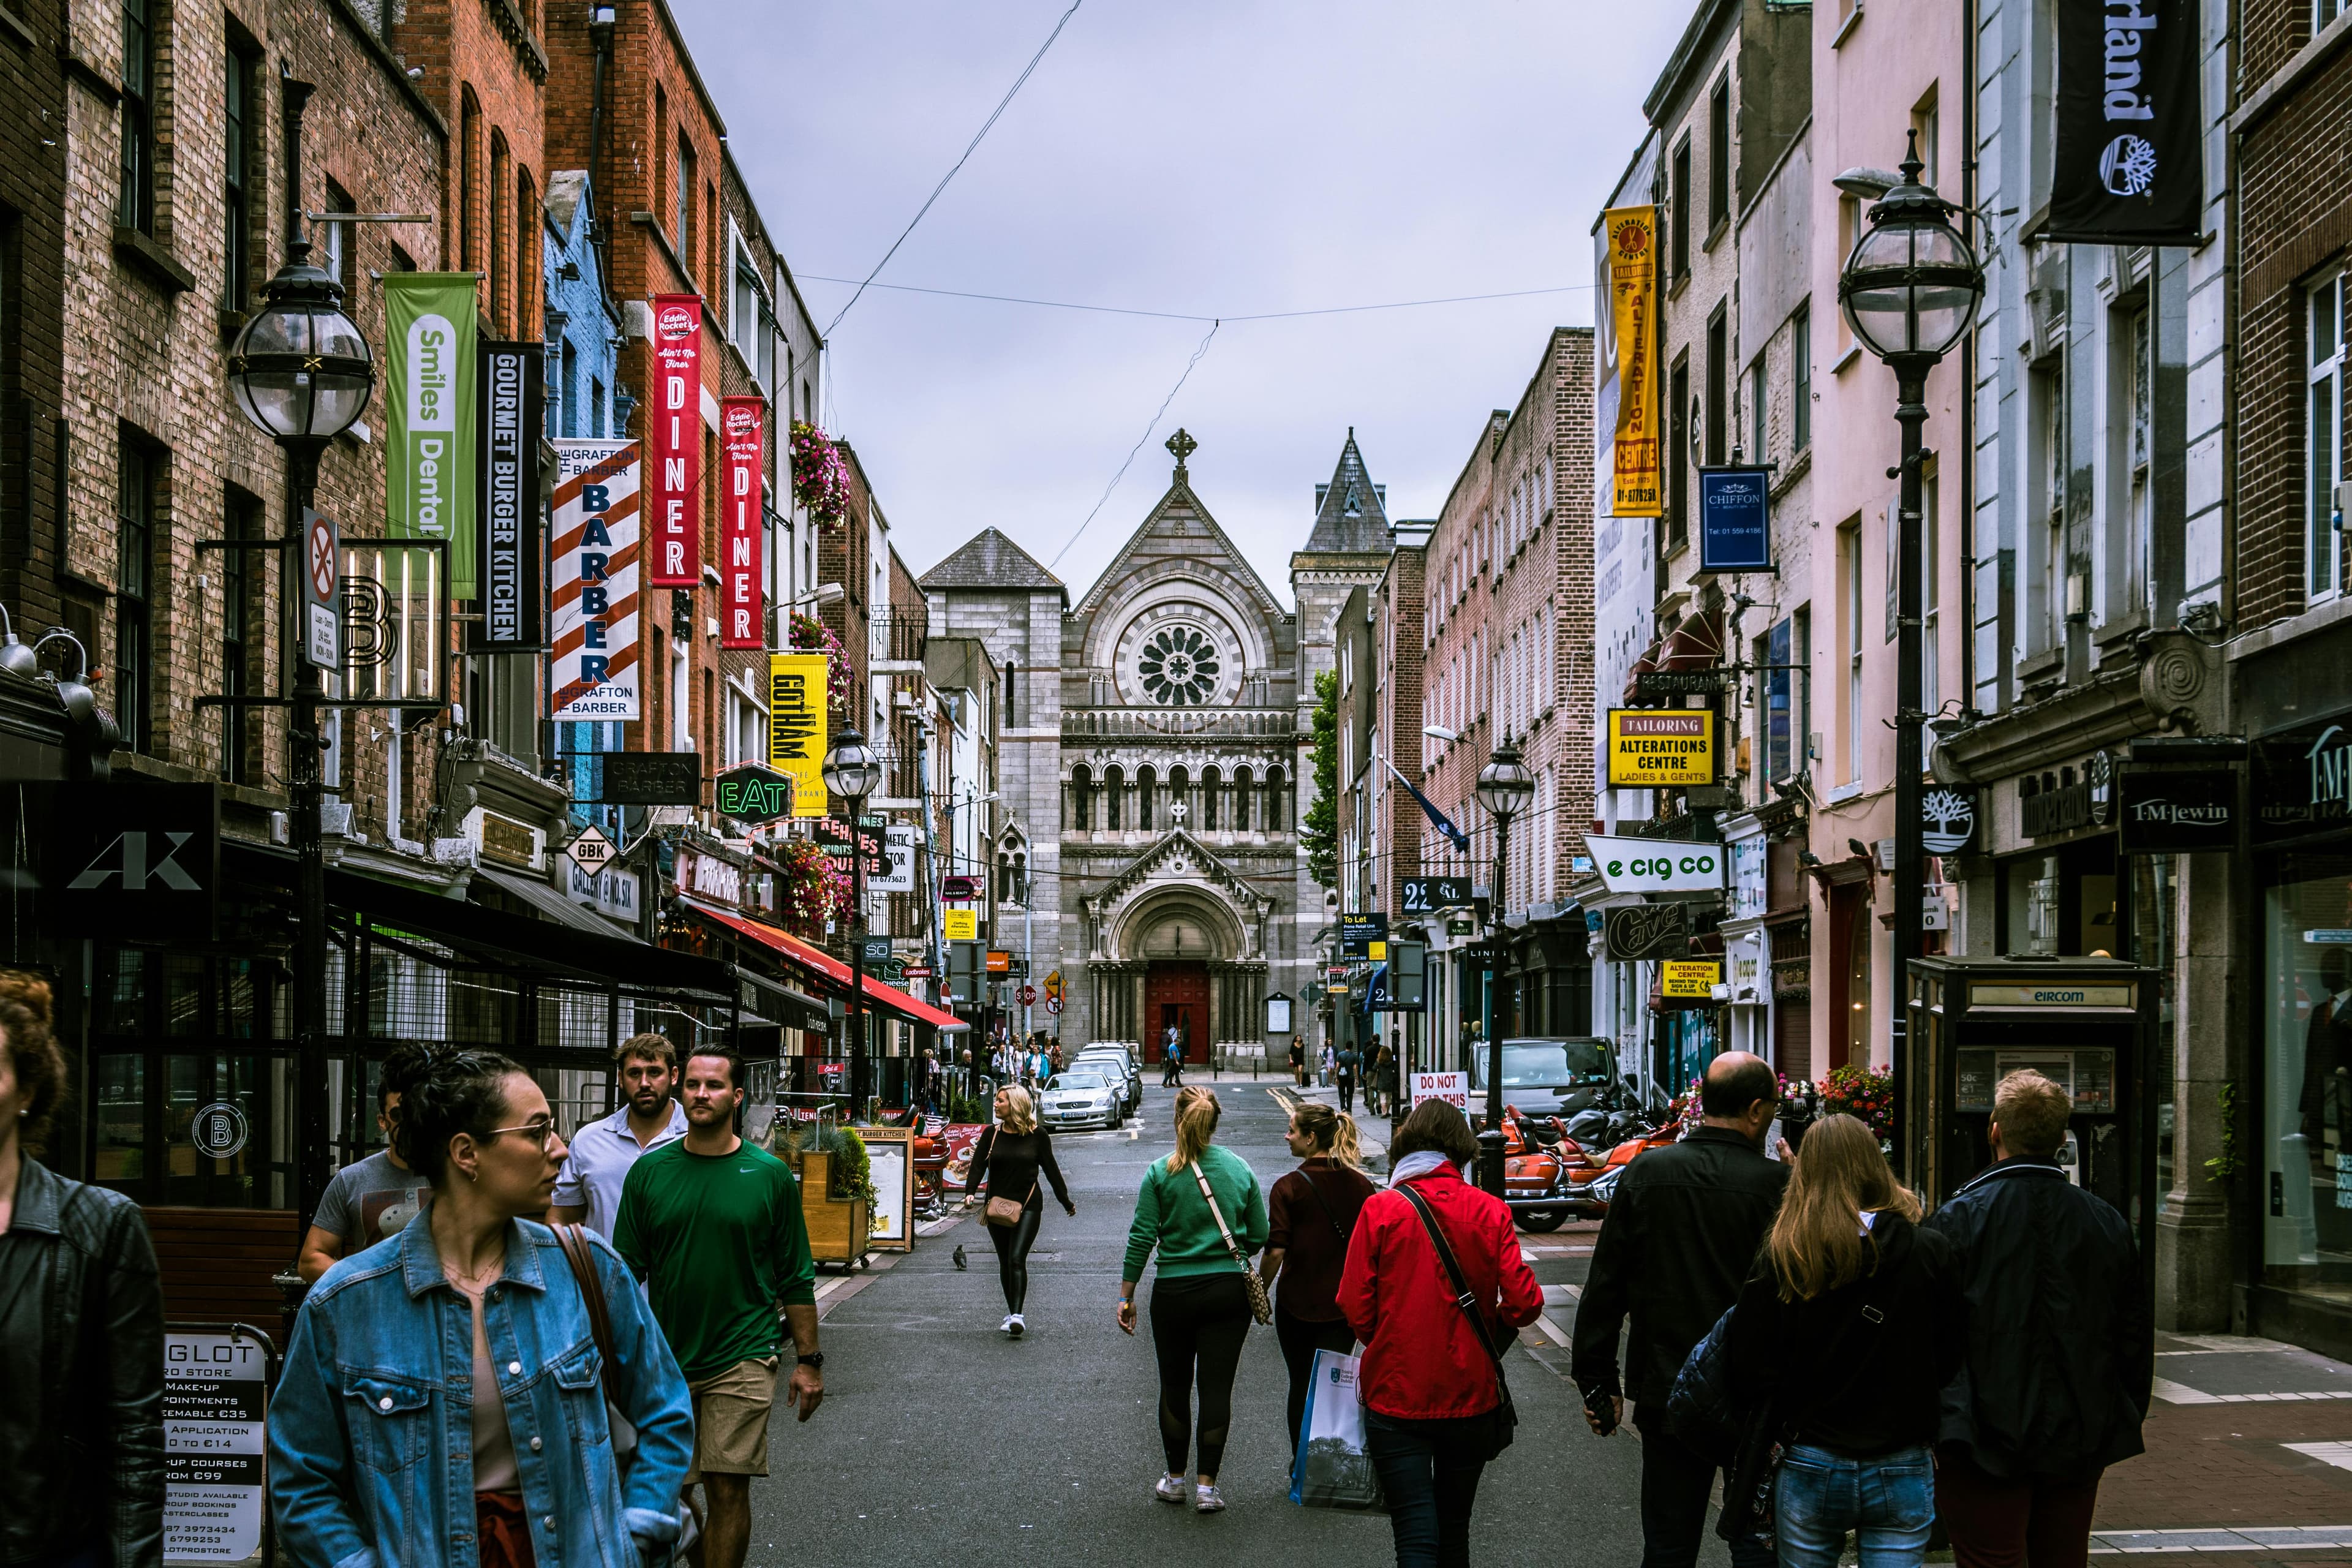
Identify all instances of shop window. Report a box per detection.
[2264,850,2352,1308]
[95,1053,146,1186]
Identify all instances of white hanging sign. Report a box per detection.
[1585,833,1725,895]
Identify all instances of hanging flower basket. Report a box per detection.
[772,835,849,940]
[790,421,852,531]
[789,612,853,715]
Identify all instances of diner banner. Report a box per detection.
[720,396,766,649]
[2049,0,2201,244]
[766,652,829,817]
[549,440,641,721]
[474,339,544,648]
[646,294,703,587]
[1605,206,1661,518]
[384,273,480,597]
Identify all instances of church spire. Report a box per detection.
[1303,427,1391,553]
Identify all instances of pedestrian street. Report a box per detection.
[758,1078,1648,1564]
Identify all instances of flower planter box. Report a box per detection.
[793,1149,871,1270]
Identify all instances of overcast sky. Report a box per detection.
[670,0,1687,608]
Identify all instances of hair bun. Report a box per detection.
[0,970,54,1027]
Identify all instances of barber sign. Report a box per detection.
[549,441,642,720]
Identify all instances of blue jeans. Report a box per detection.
[1773,1444,1936,1568]
[1365,1410,1489,1567]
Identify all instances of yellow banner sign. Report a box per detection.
[764,652,829,818]
[1661,960,1721,1000]
[1607,708,1716,787]
[943,908,978,942]
[1605,206,1661,518]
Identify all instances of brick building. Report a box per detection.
[1,0,69,642]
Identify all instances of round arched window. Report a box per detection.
[1137,624,1221,706]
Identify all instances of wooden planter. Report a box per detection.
[794,1150,871,1269]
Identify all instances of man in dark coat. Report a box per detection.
[1574,1052,1788,1568]
[1925,1068,2152,1568]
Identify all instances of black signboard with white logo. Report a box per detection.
[41,782,221,940]
[1603,901,1688,962]
[2253,716,2352,846]
[1697,467,1773,573]
[1400,876,1472,915]
[2049,0,2201,245]
[2116,766,2237,853]
[1921,788,1977,856]
[472,339,545,649]
[597,752,702,805]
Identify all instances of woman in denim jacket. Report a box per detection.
[271,1049,695,1568]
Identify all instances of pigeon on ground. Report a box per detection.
[952,1244,967,1271]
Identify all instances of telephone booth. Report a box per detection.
[1905,956,2161,1254]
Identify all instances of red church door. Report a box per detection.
[1145,961,1210,1061]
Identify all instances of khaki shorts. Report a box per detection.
[685,1356,778,1480]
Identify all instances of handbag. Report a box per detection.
[984,1183,1036,1229]
[555,1224,697,1560]
[1395,1183,1517,1455]
[1189,1161,1273,1325]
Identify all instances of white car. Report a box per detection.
[1038,1071,1125,1132]
[1072,1048,1142,1114]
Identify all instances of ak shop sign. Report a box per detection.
[3,782,221,940]
[2117,766,2237,853]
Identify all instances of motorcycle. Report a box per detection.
[1500,1079,1677,1229]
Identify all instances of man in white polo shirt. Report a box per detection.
[551,1031,688,1237]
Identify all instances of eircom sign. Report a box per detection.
[1585,832,1725,895]
[1606,708,1716,788]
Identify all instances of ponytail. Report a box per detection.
[1291,1101,1366,1171]
[1170,1084,1221,1170]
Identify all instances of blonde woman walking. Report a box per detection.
[1119,1085,1268,1513]
[1261,1102,1377,1447]
[1724,1114,1966,1567]
[963,1084,1074,1339]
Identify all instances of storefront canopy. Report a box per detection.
[684,900,968,1033]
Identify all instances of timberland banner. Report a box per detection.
[765,652,829,818]
[2049,0,2200,245]
[385,273,480,597]
[1605,205,1661,518]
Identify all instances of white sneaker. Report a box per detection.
[1155,1473,1188,1504]
[1194,1483,1226,1513]
[1008,1313,1025,1339]
[1000,1314,1016,1334]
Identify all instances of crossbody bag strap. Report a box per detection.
[1189,1162,1251,1269]
[1298,1167,1350,1245]
[1396,1183,1508,1371]
[554,1223,625,1408]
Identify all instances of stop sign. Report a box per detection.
[1019,984,1036,1006]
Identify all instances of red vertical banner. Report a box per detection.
[720,396,766,649]
[646,294,703,586]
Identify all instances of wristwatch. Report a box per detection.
[796,1352,824,1370]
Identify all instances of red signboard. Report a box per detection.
[646,294,702,586]
[719,396,764,647]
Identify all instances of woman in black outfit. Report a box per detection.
[1259,1102,1376,1448]
[962,1084,1074,1339]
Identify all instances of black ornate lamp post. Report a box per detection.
[1836,130,1983,1173]
[823,728,882,1117]
[1473,733,1535,1196]
[227,148,376,1227]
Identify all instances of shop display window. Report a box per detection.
[2263,851,2352,1304]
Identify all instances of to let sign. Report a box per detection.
[1340,913,1389,959]
[1607,709,1716,787]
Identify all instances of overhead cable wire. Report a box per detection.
[803,274,1595,324]
[822,0,1085,337]
[1047,318,1219,571]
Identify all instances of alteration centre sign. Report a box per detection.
[1607,709,1717,787]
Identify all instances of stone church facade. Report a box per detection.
[921,431,1385,1058]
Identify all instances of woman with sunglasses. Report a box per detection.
[271,1049,695,1568]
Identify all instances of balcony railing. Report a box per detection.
[1061,706,1295,739]
[870,612,925,664]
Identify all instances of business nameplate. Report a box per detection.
[1967,983,2134,1009]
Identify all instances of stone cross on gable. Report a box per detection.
[1166,428,1197,481]
[1170,801,1188,823]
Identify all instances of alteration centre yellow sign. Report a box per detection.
[1607,708,1716,787]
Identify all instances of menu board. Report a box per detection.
[164,1332,268,1564]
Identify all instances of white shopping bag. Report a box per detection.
[1290,1348,1385,1510]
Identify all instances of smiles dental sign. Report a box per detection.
[385,274,479,597]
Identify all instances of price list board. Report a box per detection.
[164,1332,269,1564]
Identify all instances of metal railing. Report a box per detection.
[1061,706,1295,739]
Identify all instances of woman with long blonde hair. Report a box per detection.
[963,1082,1074,1339]
[1723,1114,1966,1567]
[1261,1101,1377,1447]
[1118,1085,1268,1513]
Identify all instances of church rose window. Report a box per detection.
[1138,625,1221,706]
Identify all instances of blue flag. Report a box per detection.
[1387,760,1470,856]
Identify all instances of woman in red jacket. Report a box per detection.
[1340,1099,1542,1567]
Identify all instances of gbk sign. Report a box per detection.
[13,783,221,939]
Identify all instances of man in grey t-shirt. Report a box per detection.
[298,1045,431,1283]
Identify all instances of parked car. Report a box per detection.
[1466,1036,1618,1120]
[1038,1070,1125,1131]
[1072,1046,1141,1114]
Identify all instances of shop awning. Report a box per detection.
[471,864,625,937]
[684,900,968,1033]
[1660,611,1723,671]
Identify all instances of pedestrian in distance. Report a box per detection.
[1319,1042,1335,1088]
[1721,1114,1964,1568]
[1573,1050,1790,1568]
[549,1032,688,1240]
[614,1046,824,1568]
[1120,1084,1269,1513]
[962,1084,1076,1338]
[271,1047,695,1568]
[298,1041,434,1282]
[1261,1101,1377,1449]
[1161,1023,1184,1087]
[0,971,165,1568]
[1290,1038,1308,1088]
[1925,1069,2152,1568]
[1339,1099,1542,1568]
[1335,1039,1360,1115]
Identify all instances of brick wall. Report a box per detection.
[1422,412,1503,881]
[1,0,69,636]
[1376,544,1425,916]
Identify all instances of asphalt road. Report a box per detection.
[743,1073,1651,1566]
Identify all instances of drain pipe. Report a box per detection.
[587,4,617,306]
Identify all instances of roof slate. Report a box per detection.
[1302,428,1393,554]
[918,526,1064,593]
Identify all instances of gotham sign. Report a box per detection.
[2048,0,2201,245]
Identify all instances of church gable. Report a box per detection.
[1072,430,1286,626]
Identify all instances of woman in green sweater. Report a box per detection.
[1120,1084,1270,1514]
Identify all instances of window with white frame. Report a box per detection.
[2309,270,2345,605]
[2127,303,2153,611]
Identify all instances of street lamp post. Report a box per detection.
[1836,131,1984,1174]
[823,729,881,1117]
[1473,734,1536,1197]
[225,83,377,1227]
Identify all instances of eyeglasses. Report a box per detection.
[482,1117,560,1150]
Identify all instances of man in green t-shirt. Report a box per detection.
[615,1046,821,1568]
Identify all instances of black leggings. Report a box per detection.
[1149,1272,1251,1478]
[1275,1305,1356,1449]
[986,1204,1041,1314]
[1337,1076,1356,1114]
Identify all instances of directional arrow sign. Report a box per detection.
[564,825,617,874]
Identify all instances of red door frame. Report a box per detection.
[1144,960,1210,1061]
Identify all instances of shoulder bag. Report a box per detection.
[552,1223,638,1467]
[1395,1183,1516,1455]
[1190,1161,1273,1324]
[973,1128,1038,1228]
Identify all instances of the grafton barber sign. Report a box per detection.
[2048,0,2201,245]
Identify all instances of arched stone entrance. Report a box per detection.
[1084,853,1268,1060]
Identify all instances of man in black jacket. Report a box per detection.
[1575,1051,1788,1568]
[1926,1069,2151,1568]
